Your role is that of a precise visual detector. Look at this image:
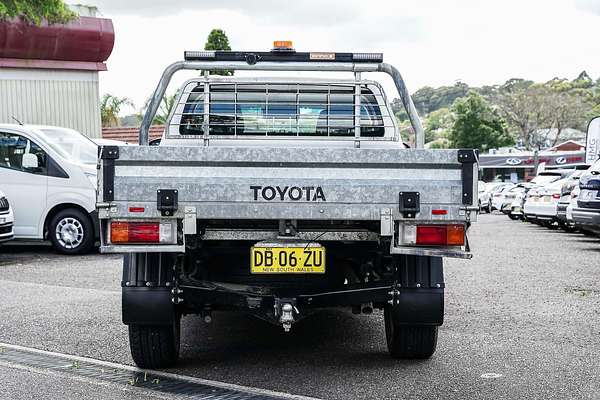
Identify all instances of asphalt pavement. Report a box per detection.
[0,214,599,399]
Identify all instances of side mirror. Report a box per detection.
[22,153,39,169]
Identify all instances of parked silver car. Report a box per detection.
[556,170,585,232]
[572,159,600,234]
[0,190,14,242]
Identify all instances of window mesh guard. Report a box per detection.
[168,81,396,140]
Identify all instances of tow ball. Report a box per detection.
[274,300,299,332]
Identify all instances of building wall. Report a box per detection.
[0,68,101,138]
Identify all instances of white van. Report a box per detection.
[0,124,99,254]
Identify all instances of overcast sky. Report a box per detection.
[92,0,600,115]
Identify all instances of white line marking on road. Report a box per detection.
[0,359,173,399]
[480,372,503,379]
[0,342,321,400]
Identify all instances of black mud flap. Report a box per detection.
[121,253,176,326]
[390,255,444,326]
[388,290,444,326]
[122,287,174,325]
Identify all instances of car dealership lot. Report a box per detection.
[0,213,599,400]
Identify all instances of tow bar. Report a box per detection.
[274,300,299,332]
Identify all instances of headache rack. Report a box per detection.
[167,79,398,142]
[139,49,425,147]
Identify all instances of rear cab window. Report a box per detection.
[170,81,394,139]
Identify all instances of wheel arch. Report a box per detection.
[43,203,99,240]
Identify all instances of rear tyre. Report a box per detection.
[48,208,95,255]
[384,306,438,359]
[508,213,519,220]
[559,222,577,233]
[129,318,180,369]
[544,220,559,230]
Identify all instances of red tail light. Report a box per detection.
[416,224,465,246]
[552,193,561,199]
[416,225,446,245]
[110,221,176,244]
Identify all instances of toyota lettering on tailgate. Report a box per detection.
[250,185,326,201]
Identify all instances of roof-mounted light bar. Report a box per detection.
[184,50,215,59]
[183,50,383,64]
[353,53,384,62]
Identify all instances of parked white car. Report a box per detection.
[480,182,512,213]
[0,124,99,254]
[501,183,532,220]
[477,181,490,212]
[0,189,14,242]
[490,183,515,211]
[523,170,575,227]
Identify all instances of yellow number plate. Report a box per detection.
[251,246,325,274]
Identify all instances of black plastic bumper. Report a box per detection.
[526,214,554,221]
[572,207,600,230]
[556,203,568,222]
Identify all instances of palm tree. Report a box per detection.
[140,90,180,125]
[100,94,134,127]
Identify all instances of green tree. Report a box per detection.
[411,81,470,115]
[427,138,451,149]
[450,92,513,151]
[204,28,233,76]
[406,72,599,151]
[100,94,134,127]
[423,107,453,143]
[396,119,414,146]
[495,78,591,148]
[0,0,77,25]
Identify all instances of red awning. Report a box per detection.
[0,16,114,71]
